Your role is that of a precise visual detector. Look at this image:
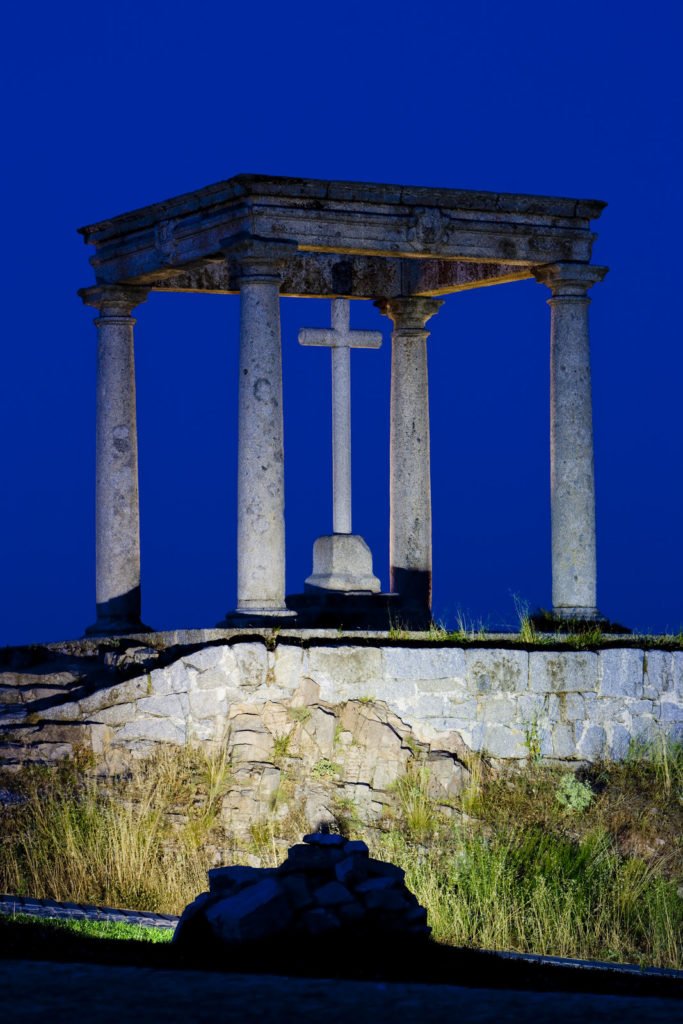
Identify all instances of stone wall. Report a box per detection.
[3,634,681,832]
[3,635,682,761]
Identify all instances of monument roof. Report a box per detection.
[78,174,607,297]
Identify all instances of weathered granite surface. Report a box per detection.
[2,636,681,817]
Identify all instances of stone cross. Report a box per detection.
[299,299,382,534]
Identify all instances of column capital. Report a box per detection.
[532,262,608,298]
[221,233,298,280]
[79,285,149,317]
[375,296,444,331]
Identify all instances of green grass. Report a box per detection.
[4,912,172,943]
[1,742,681,969]
[376,825,682,968]
[374,748,683,968]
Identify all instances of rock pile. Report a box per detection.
[174,833,429,947]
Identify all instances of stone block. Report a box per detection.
[551,724,575,759]
[183,645,234,675]
[114,718,185,744]
[205,879,292,942]
[136,693,188,718]
[150,660,193,696]
[335,855,366,886]
[305,533,380,592]
[362,888,409,912]
[189,689,227,719]
[234,643,268,690]
[560,693,585,722]
[476,693,517,724]
[280,873,314,909]
[598,650,643,698]
[518,692,558,724]
[382,647,465,681]
[529,652,598,694]
[590,696,631,726]
[478,724,527,758]
[272,645,304,694]
[93,703,136,727]
[344,840,369,856]
[290,676,321,707]
[229,714,274,763]
[304,832,345,847]
[415,677,466,694]
[221,763,281,826]
[314,881,352,907]
[306,646,383,694]
[412,694,450,718]
[426,751,468,798]
[298,706,337,759]
[89,723,114,756]
[79,677,150,714]
[606,723,632,760]
[643,651,676,699]
[208,865,266,892]
[446,696,477,717]
[575,724,606,759]
[659,700,683,722]
[465,650,528,695]
[673,653,683,699]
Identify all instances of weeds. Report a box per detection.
[0,747,231,914]
[311,758,339,780]
[556,772,594,812]
[1,743,681,969]
[287,706,312,724]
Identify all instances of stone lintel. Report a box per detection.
[79,173,605,287]
[221,233,298,278]
[145,255,532,299]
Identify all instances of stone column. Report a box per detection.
[226,238,297,619]
[377,297,443,623]
[533,263,608,620]
[79,285,150,635]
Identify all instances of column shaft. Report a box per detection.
[236,274,288,612]
[378,298,443,622]
[549,294,597,614]
[535,263,607,619]
[93,312,143,631]
[331,344,352,534]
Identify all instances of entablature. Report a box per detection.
[79,174,606,295]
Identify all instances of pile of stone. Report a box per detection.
[174,833,429,947]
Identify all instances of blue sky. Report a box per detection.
[1,1,681,644]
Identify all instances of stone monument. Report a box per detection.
[299,298,382,595]
[78,174,608,632]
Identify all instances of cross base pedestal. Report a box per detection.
[304,534,381,594]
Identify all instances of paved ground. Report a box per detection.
[0,894,177,929]
[1,960,681,1023]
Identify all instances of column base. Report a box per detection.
[531,608,631,635]
[219,608,297,628]
[84,617,153,637]
[553,606,601,621]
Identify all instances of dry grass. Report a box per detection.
[0,740,681,968]
[0,748,231,914]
